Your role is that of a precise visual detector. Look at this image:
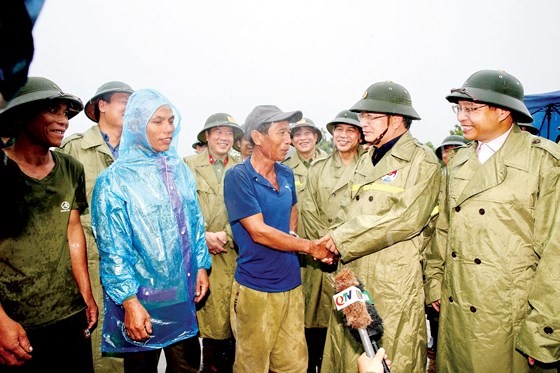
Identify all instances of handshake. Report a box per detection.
[304,234,340,265]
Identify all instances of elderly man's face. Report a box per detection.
[258,121,292,162]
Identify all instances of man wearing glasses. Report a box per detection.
[425,69,560,371]
[321,82,441,372]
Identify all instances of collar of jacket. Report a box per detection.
[79,125,114,156]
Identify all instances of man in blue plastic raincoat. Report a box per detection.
[91,89,211,372]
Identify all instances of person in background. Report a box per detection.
[434,134,468,166]
[300,109,365,372]
[192,140,208,154]
[282,117,327,237]
[425,69,560,372]
[60,80,133,373]
[236,124,253,161]
[224,104,335,373]
[321,81,441,373]
[0,77,97,370]
[184,112,243,373]
[518,121,540,136]
[91,89,211,373]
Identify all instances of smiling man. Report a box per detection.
[224,104,335,373]
[321,82,441,373]
[300,109,365,373]
[184,112,243,373]
[425,69,560,372]
[0,77,97,371]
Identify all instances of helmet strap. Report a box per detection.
[372,116,391,146]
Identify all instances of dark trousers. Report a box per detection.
[201,337,235,373]
[123,336,200,373]
[0,311,93,373]
[305,328,327,373]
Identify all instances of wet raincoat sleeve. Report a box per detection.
[331,154,441,263]
[91,173,138,305]
[424,172,448,304]
[516,164,560,363]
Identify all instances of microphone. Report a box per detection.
[333,268,390,373]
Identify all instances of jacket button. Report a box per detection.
[332,193,336,197]
[451,252,457,258]
[448,296,453,303]
[544,326,554,334]
[455,206,461,212]
[474,258,481,264]
[479,208,485,215]
[369,196,373,202]
[356,195,360,201]
[470,306,477,313]
[328,218,332,223]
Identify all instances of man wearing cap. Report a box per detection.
[282,117,327,238]
[224,105,335,373]
[59,80,133,373]
[321,82,441,372]
[300,110,366,373]
[0,77,97,370]
[184,112,243,373]
[424,69,560,372]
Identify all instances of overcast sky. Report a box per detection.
[29,0,560,156]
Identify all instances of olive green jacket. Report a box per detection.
[184,149,238,340]
[425,126,560,372]
[300,149,364,328]
[322,131,441,373]
[58,125,124,372]
[282,147,327,236]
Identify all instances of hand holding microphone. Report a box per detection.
[333,268,390,373]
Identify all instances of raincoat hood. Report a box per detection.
[120,88,182,161]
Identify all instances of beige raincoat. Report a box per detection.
[322,131,441,373]
[424,126,560,372]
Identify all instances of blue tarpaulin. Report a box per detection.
[524,90,560,143]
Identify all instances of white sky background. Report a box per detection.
[30,0,560,156]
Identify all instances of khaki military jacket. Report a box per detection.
[424,126,560,371]
[299,148,364,328]
[282,147,327,235]
[322,131,441,373]
[184,149,239,340]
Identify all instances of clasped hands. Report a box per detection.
[308,234,340,265]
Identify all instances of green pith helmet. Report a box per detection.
[518,122,540,135]
[290,117,322,143]
[85,81,134,122]
[197,113,244,144]
[191,140,207,150]
[446,69,533,123]
[326,110,365,144]
[435,134,468,160]
[0,77,83,136]
[350,81,421,120]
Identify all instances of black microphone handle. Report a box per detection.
[371,338,391,373]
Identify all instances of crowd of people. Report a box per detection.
[1,68,559,373]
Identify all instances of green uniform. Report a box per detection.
[59,126,123,373]
[184,149,239,339]
[282,147,327,236]
[301,148,364,328]
[0,151,88,328]
[322,131,441,373]
[424,127,560,372]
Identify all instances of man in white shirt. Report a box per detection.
[424,69,560,372]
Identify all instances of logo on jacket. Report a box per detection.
[60,201,71,212]
[381,170,398,183]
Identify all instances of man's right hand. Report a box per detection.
[122,297,153,342]
[0,308,32,366]
[431,300,441,312]
[308,238,337,264]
